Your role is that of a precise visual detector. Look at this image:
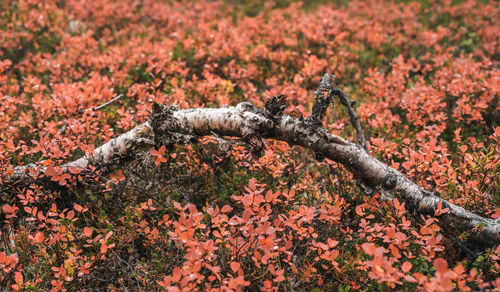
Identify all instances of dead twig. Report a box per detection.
[91,94,123,111]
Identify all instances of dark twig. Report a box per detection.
[441,230,478,260]
[306,73,335,128]
[330,87,368,152]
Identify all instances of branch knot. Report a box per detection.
[149,102,197,146]
[264,95,287,120]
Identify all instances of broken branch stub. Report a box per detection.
[306,73,335,128]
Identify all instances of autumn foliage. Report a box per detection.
[0,0,499,290]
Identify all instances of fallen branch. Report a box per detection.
[3,76,499,247]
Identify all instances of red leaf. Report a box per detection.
[173,201,183,210]
[83,227,93,238]
[434,258,448,277]
[327,238,339,248]
[45,166,57,177]
[151,145,167,166]
[172,267,182,283]
[230,262,240,273]
[402,161,413,171]
[355,205,365,216]
[34,232,44,243]
[434,202,449,216]
[68,166,81,174]
[2,204,12,213]
[492,207,500,219]
[74,204,83,212]
[275,274,285,282]
[221,205,233,213]
[104,231,113,241]
[14,272,23,285]
[402,261,412,273]
[362,242,377,256]
[248,178,257,191]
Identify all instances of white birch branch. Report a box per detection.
[3,88,499,247]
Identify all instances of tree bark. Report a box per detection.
[3,83,499,247]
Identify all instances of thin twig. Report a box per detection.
[441,230,478,259]
[330,87,368,152]
[60,94,125,134]
[91,94,123,111]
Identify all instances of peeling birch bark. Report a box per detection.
[2,89,499,247]
[4,123,154,183]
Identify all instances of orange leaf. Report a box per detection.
[327,238,339,248]
[68,166,81,174]
[355,205,364,216]
[434,258,448,277]
[74,204,83,212]
[2,204,12,213]
[230,262,240,273]
[34,232,44,243]
[14,272,23,285]
[221,205,233,213]
[172,267,182,283]
[104,231,113,241]
[361,242,377,256]
[402,261,412,273]
[83,227,93,238]
[492,207,500,219]
[45,166,57,177]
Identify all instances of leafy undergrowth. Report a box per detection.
[0,0,499,290]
